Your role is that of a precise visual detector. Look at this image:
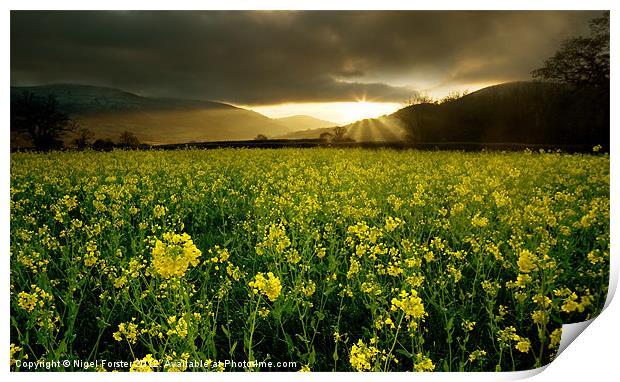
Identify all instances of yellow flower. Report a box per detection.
[298,365,311,372]
[166,315,189,338]
[84,241,100,267]
[113,321,139,344]
[300,280,316,297]
[151,232,201,278]
[384,216,403,232]
[517,249,537,273]
[10,343,23,366]
[515,273,532,288]
[481,280,500,295]
[258,307,270,318]
[391,290,426,322]
[515,338,531,353]
[471,213,489,228]
[560,292,581,313]
[17,285,53,313]
[531,310,549,325]
[130,354,159,372]
[286,248,301,264]
[153,204,167,218]
[346,259,361,279]
[255,223,291,256]
[468,349,487,363]
[349,339,379,371]
[414,353,435,372]
[249,272,282,301]
[17,291,38,312]
[462,319,476,332]
[549,328,562,348]
[532,294,552,308]
[497,326,519,343]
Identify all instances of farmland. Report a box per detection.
[9,148,609,371]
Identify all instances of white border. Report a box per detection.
[2,1,618,382]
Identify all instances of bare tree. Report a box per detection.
[439,90,469,104]
[118,131,140,147]
[402,92,436,107]
[72,128,95,150]
[11,92,73,151]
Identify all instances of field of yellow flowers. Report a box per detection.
[10,148,609,372]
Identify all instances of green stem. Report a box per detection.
[383,313,405,371]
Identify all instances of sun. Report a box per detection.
[342,99,396,123]
[242,99,401,125]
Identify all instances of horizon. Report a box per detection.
[10,80,497,125]
[9,79,512,125]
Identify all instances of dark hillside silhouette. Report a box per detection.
[393,81,608,147]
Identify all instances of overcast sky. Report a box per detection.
[10,11,602,121]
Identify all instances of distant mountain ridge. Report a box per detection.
[10,84,237,114]
[10,84,293,145]
[275,115,337,132]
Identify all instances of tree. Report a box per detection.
[72,128,95,150]
[332,126,348,142]
[319,131,334,143]
[118,131,140,147]
[254,134,268,141]
[92,138,115,151]
[532,12,609,89]
[439,89,469,104]
[402,92,436,107]
[11,92,73,151]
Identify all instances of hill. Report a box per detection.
[393,81,609,146]
[11,81,609,148]
[275,115,337,132]
[10,84,290,145]
[278,115,406,142]
[281,81,609,147]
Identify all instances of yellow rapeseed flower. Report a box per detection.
[390,290,426,321]
[151,232,201,278]
[349,339,379,371]
[517,249,537,273]
[515,338,530,353]
[130,354,159,372]
[249,272,282,301]
[414,353,435,372]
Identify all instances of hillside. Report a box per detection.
[275,115,337,132]
[393,81,609,146]
[278,115,406,142]
[11,81,609,148]
[10,84,290,145]
[281,81,609,146]
[278,126,339,140]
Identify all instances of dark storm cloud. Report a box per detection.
[10,10,601,104]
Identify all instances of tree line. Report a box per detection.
[10,91,142,151]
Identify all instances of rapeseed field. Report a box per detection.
[9,148,609,371]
